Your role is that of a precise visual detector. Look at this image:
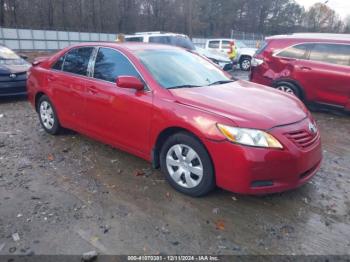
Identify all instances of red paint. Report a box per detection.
[250,36,350,110]
[27,43,322,195]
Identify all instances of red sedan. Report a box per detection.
[27,43,322,196]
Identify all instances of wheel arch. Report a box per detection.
[34,92,47,112]
[151,126,213,170]
[272,78,306,100]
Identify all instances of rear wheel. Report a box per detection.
[37,95,62,135]
[160,132,215,197]
[274,82,301,99]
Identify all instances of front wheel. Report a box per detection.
[160,132,215,197]
[240,57,251,71]
[37,95,62,135]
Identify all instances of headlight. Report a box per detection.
[217,124,283,149]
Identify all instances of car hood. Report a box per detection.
[169,80,307,130]
[195,48,230,62]
[0,64,30,75]
[238,47,257,56]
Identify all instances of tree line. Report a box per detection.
[0,0,349,37]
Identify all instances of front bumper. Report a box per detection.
[0,74,27,97]
[204,118,322,194]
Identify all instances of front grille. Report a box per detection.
[285,130,319,149]
[0,72,27,82]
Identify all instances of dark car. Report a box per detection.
[250,33,350,112]
[0,45,31,97]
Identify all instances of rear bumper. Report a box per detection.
[0,80,27,97]
[204,119,322,195]
[250,66,273,86]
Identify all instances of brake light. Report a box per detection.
[251,57,264,67]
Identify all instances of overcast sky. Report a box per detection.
[295,0,350,19]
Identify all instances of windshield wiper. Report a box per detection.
[167,85,201,89]
[208,80,235,86]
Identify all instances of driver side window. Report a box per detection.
[93,48,140,83]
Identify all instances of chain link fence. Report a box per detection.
[0,27,265,51]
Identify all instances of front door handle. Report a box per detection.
[48,75,57,82]
[300,66,312,71]
[87,86,98,94]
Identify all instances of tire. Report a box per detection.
[240,57,251,71]
[274,82,302,99]
[160,132,215,197]
[37,95,62,135]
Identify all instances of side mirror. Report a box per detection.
[116,76,144,91]
[20,54,28,60]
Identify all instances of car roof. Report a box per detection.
[267,33,350,42]
[125,32,188,38]
[67,42,183,52]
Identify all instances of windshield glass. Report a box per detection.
[136,49,232,89]
[0,46,27,65]
[235,41,247,48]
[0,46,21,60]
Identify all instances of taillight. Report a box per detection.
[251,57,264,67]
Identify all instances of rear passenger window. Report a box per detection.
[93,48,139,82]
[277,44,310,59]
[62,47,94,76]
[208,41,220,49]
[310,44,350,66]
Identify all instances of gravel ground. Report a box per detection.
[0,70,350,257]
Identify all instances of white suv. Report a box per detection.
[205,39,257,71]
[125,32,231,70]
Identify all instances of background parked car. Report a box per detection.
[125,31,232,70]
[0,45,31,97]
[205,38,257,71]
[250,33,350,112]
[194,46,232,70]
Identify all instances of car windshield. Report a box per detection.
[0,46,27,65]
[235,41,247,48]
[0,46,20,60]
[136,49,233,89]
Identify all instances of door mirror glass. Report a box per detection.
[116,76,144,91]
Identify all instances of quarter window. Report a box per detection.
[93,48,139,82]
[52,56,64,70]
[277,44,310,59]
[62,47,94,76]
[309,44,350,66]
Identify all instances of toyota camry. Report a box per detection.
[27,43,322,196]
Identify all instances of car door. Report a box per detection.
[49,47,94,129]
[296,43,350,107]
[84,47,153,153]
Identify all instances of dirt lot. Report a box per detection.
[0,70,350,257]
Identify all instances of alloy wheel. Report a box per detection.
[241,59,251,70]
[276,85,295,95]
[40,101,55,130]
